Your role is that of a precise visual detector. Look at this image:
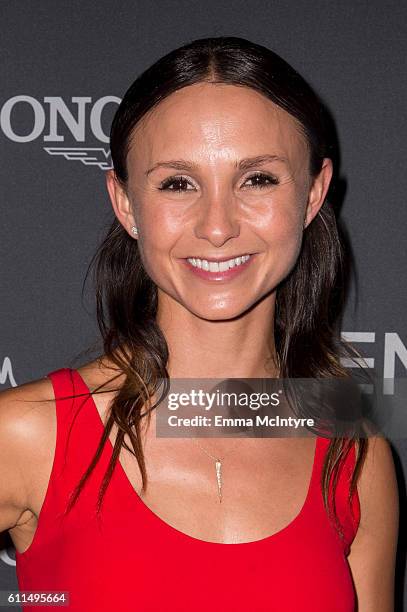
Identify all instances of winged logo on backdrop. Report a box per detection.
[43,147,112,170]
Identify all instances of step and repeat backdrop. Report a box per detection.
[1,0,406,609]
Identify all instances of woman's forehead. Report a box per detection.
[128,83,308,170]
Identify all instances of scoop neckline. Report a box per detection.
[73,367,322,547]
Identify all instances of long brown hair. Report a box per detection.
[62,36,369,541]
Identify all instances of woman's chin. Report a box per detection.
[187,303,251,322]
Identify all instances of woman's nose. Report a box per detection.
[193,191,241,246]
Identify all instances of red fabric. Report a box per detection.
[16,367,360,611]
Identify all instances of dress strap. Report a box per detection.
[46,367,79,474]
[45,367,114,515]
[317,436,361,555]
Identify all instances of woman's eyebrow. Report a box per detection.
[146,159,196,176]
[145,154,288,176]
[238,154,288,170]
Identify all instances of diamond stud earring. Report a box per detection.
[131,226,138,236]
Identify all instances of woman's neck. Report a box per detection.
[156,292,279,379]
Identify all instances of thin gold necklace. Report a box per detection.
[191,439,241,503]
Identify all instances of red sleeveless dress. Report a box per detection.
[15,368,360,611]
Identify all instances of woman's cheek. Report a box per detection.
[270,213,304,273]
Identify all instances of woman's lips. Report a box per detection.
[180,254,257,281]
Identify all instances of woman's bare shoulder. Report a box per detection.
[348,436,399,610]
[0,375,56,438]
[0,376,56,531]
[355,436,399,518]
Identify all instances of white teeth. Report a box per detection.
[187,254,251,271]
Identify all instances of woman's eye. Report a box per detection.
[158,176,196,192]
[242,173,279,188]
[158,172,278,193]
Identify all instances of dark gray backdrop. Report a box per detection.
[0,0,406,610]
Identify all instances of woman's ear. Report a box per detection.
[303,158,333,229]
[105,169,137,237]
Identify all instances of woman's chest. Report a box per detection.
[115,431,319,544]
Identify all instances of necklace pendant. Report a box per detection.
[215,460,222,503]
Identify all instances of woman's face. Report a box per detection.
[107,82,332,321]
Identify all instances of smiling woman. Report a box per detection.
[0,36,399,612]
[110,81,328,322]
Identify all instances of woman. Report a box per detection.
[0,36,399,611]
